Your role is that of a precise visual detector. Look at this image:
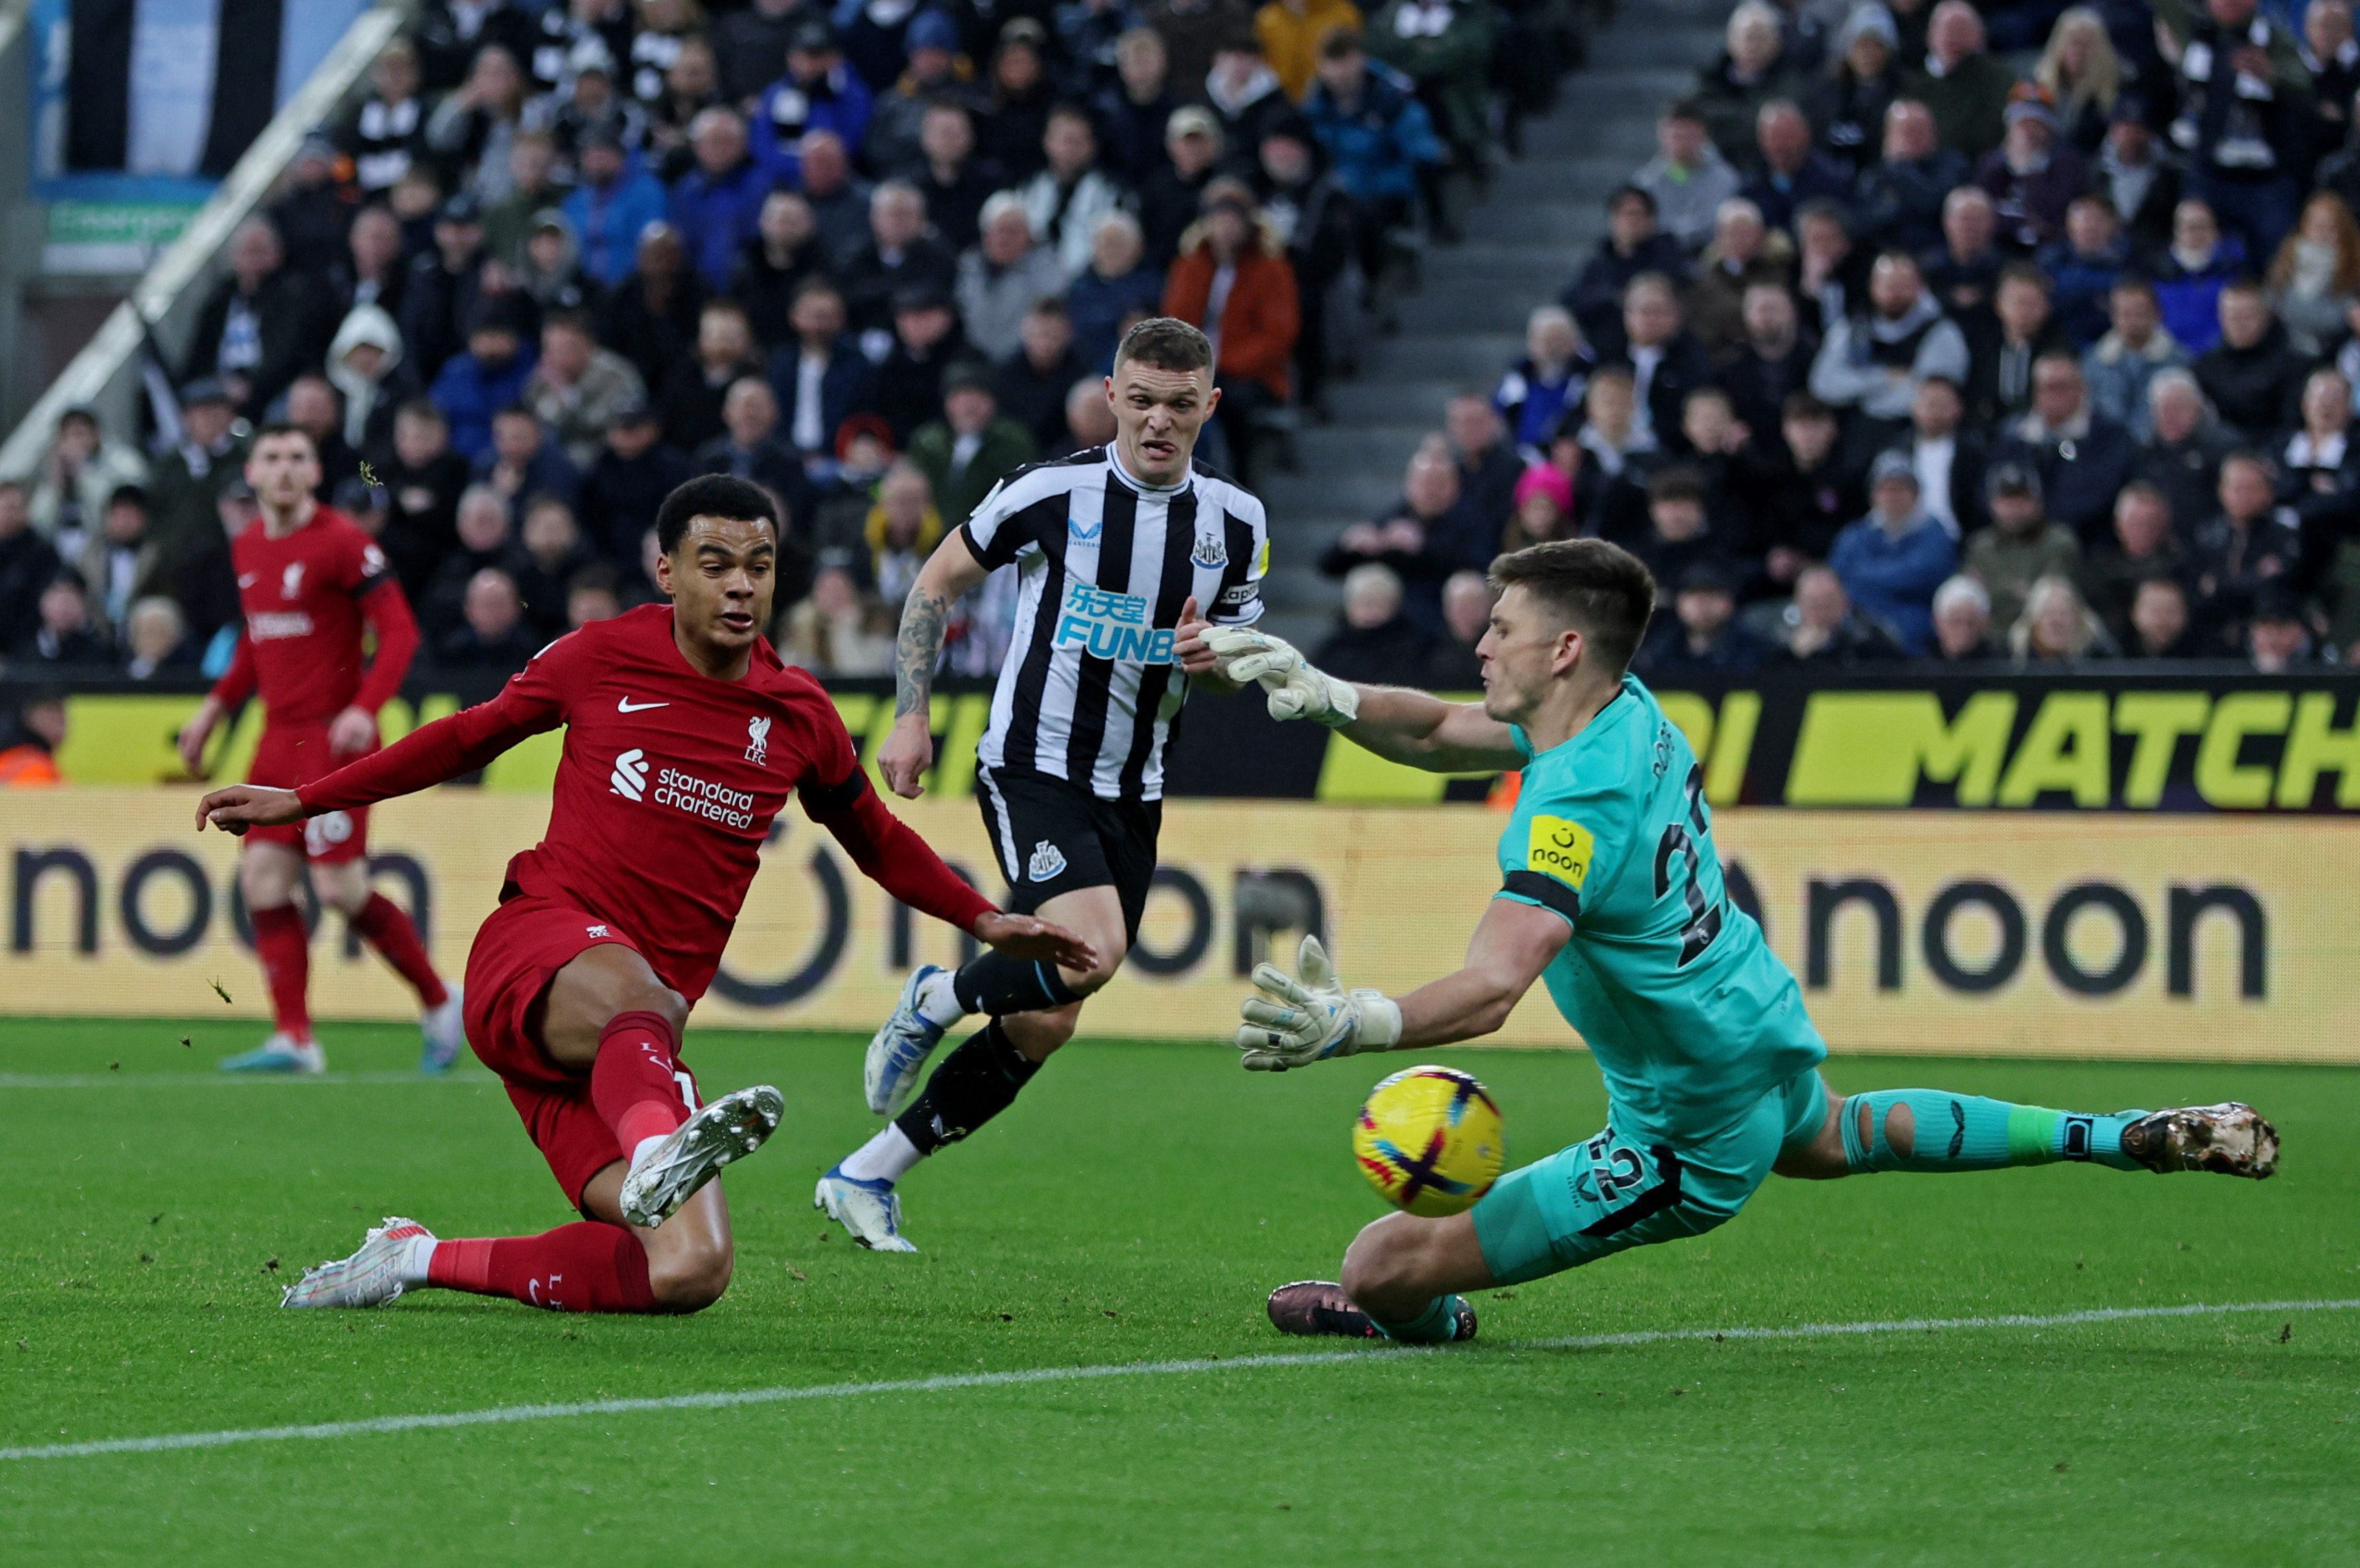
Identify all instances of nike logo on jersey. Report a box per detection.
[617,698,670,713]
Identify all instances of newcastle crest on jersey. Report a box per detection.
[1189,526,1227,569]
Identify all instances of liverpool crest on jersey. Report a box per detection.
[745,715,771,765]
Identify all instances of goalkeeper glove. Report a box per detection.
[1199,628,1360,727]
[1234,934,1402,1071]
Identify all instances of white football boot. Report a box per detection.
[2119,1102,2280,1178]
[617,1086,786,1228]
[419,987,465,1076]
[814,1167,919,1251]
[281,1217,435,1308]
[865,964,954,1116]
[219,1033,325,1074]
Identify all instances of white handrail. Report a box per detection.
[0,1,410,476]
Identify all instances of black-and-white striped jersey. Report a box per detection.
[958,444,1270,800]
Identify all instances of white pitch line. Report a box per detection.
[5,1296,2352,1465]
[0,1071,495,1089]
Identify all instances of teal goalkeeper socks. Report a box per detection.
[1370,1295,1471,1344]
[1839,1091,2144,1174]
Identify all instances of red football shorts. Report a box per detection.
[463,891,701,1209]
[246,723,373,865]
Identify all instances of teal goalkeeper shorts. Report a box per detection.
[1470,1069,1830,1287]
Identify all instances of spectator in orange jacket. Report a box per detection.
[1163,181,1300,484]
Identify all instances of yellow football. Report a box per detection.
[1352,1065,1506,1217]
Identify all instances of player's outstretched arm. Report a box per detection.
[1233,903,1568,1069]
[880,530,991,798]
[1188,628,1523,773]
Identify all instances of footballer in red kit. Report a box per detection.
[176,423,458,1076]
[197,475,1092,1317]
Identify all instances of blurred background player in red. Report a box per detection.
[196,475,1092,1316]
[176,425,459,1075]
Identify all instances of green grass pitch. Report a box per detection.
[2,1016,2357,1565]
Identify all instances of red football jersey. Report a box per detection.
[299,604,993,1003]
[214,506,410,725]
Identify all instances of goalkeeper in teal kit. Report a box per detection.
[1176,539,2280,1345]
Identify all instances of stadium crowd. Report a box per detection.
[5,0,2359,730]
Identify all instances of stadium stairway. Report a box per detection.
[1255,0,1729,646]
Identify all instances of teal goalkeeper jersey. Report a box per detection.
[1496,675,1826,1144]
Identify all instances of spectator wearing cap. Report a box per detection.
[1991,351,2138,543]
[1739,99,1850,237]
[430,302,539,462]
[1931,573,1997,661]
[2195,281,2313,444]
[285,375,365,501]
[1965,460,2082,630]
[182,217,332,420]
[1856,99,1967,258]
[982,19,1057,180]
[1015,108,1136,285]
[1142,0,1258,107]
[2084,276,2191,441]
[144,380,249,584]
[2154,0,2311,262]
[1922,186,2002,316]
[2153,199,2248,355]
[1808,249,1969,436]
[400,194,491,384]
[839,182,959,338]
[1164,182,1300,486]
[0,482,59,640]
[909,363,1038,528]
[1314,562,1432,685]
[1067,212,1167,372]
[768,282,873,460]
[14,570,109,665]
[270,132,359,277]
[2191,450,2303,650]
[1810,3,1904,176]
[1629,100,1742,256]
[1769,562,1904,665]
[1559,187,1690,361]
[1096,28,1183,189]
[1899,1,2014,163]
[866,287,974,444]
[25,407,148,556]
[659,300,767,454]
[515,209,597,317]
[2080,480,2185,647]
[2246,582,2330,670]
[1257,0,1364,104]
[1963,263,2072,431]
[668,109,772,294]
[2136,368,2238,532]
[1303,29,1443,269]
[563,134,668,290]
[1140,106,1229,267]
[1688,3,1806,167]
[580,401,694,564]
[1903,373,1983,537]
[2096,97,2181,255]
[997,299,1093,451]
[752,20,877,181]
[426,44,531,205]
[1976,90,2089,253]
[2038,196,2130,347]
[1829,449,1954,652]
[864,14,982,182]
[958,195,1070,361]
[1638,560,1771,674]
[1207,37,1297,160]
[335,37,427,194]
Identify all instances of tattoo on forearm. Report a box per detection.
[895,588,952,719]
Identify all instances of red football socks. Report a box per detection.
[425,1223,659,1312]
[351,892,448,1008]
[590,1010,691,1156]
[250,903,312,1041]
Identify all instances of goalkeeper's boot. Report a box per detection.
[281,1217,434,1309]
[814,1166,919,1252]
[419,987,465,1076]
[617,1086,785,1228]
[2120,1103,2280,1178]
[1266,1281,1479,1342]
[219,1032,324,1075]
[865,964,954,1117]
